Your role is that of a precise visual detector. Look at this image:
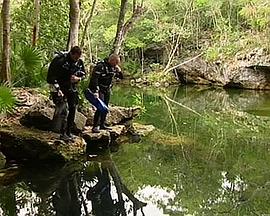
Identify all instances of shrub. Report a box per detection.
[0,84,16,114]
[12,46,45,87]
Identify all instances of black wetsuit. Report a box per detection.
[47,53,85,135]
[88,59,123,128]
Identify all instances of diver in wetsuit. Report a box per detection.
[88,54,123,133]
[47,46,85,141]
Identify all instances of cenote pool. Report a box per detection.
[1,85,270,216]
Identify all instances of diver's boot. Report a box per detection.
[66,128,75,140]
[60,133,72,142]
[66,133,75,140]
[92,126,100,133]
[100,125,112,131]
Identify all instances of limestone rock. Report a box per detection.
[173,48,270,90]
[107,106,141,125]
[20,106,87,133]
[74,111,87,132]
[82,125,126,147]
[13,88,54,117]
[224,65,270,90]
[20,105,55,131]
[132,123,155,136]
[124,123,155,143]
[83,106,141,126]
[174,57,226,86]
[0,125,86,162]
[0,88,147,163]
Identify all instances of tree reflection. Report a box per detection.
[49,153,146,216]
[84,155,147,216]
[53,172,81,216]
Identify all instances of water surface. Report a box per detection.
[1,85,270,216]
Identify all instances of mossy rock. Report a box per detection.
[0,125,86,163]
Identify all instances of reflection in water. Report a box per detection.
[220,171,247,192]
[0,159,195,216]
[201,171,248,213]
[16,190,41,216]
[83,156,147,216]
[136,185,186,215]
[53,172,81,216]
[86,163,115,215]
[5,155,148,216]
[0,153,147,216]
[1,86,270,215]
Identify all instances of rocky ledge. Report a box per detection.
[175,48,270,90]
[132,48,270,90]
[0,88,155,163]
[0,125,86,163]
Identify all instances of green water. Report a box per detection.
[1,85,270,216]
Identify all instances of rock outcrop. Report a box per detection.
[224,48,270,90]
[0,125,86,162]
[82,106,141,126]
[14,88,141,132]
[0,88,154,163]
[224,65,270,90]
[82,125,126,148]
[174,48,270,90]
[132,48,270,90]
[20,105,87,133]
[174,57,226,86]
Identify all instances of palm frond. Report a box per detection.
[11,45,44,87]
[0,84,16,114]
[20,46,43,72]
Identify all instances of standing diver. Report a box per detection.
[88,54,123,133]
[47,46,85,141]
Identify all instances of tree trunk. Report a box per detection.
[80,0,97,48]
[32,0,41,46]
[0,4,3,53]
[112,0,145,55]
[121,6,145,41]
[67,0,80,50]
[111,0,128,55]
[1,0,11,84]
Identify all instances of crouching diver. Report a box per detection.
[88,54,123,133]
[47,46,85,141]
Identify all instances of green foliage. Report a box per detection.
[205,35,240,60]
[12,0,69,55]
[144,71,176,86]
[240,1,270,30]
[9,0,70,88]
[0,85,16,114]
[132,93,146,114]
[122,59,141,75]
[103,25,117,45]
[7,0,270,86]
[104,0,121,10]
[11,0,34,47]
[125,37,145,50]
[206,46,220,61]
[11,46,45,87]
[39,0,69,53]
